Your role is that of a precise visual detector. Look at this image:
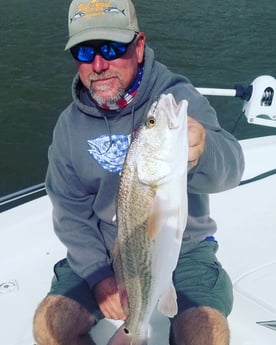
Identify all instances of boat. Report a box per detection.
[1,76,276,345]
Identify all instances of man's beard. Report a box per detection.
[88,72,126,105]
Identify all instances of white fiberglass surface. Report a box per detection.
[1,137,276,345]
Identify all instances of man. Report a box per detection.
[33,0,244,344]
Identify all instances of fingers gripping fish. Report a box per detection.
[109,94,189,345]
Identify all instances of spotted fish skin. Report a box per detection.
[109,94,189,345]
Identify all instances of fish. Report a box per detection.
[104,7,126,16]
[70,11,86,23]
[108,94,189,345]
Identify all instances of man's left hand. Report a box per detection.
[188,117,206,168]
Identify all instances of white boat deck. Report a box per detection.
[1,136,276,345]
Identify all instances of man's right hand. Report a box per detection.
[93,276,127,320]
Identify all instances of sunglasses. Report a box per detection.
[70,36,136,63]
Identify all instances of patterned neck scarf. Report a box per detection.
[93,65,144,110]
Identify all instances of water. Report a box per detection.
[1,0,276,196]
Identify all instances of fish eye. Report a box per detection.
[146,116,156,128]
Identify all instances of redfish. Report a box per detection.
[109,94,188,345]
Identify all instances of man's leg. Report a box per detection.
[169,306,230,345]
[33,259,104,345]
[33,295,96,345]
[170,240,233,345]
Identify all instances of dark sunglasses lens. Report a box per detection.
[71,40,131,62]
[101,42,128,60]
[71,46,95,62]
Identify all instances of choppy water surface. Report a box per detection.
[1,0,276,195]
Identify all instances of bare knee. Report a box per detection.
[33,295,96,345]
[170,306,230,345]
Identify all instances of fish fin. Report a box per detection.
[176,203,187,239]
[147,194,167,240]
[157,283,178,317]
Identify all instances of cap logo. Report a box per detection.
[70,0,126,23]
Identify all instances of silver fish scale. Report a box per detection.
[116,148,156,334]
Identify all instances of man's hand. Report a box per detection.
[93,276,127,320]
[188,117,206,168]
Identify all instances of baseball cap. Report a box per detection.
[65,0,139,50]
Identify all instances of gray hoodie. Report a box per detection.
[46,46,244,289]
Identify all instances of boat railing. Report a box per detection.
[0,183,46,212]
[1,164,276,213]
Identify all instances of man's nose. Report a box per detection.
[92,54,110,73]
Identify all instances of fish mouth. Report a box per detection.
[168,118,182,129]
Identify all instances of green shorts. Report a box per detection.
[48,239,233,321]
[173,239,233,317]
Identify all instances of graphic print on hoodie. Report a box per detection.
[87,134,131,173]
